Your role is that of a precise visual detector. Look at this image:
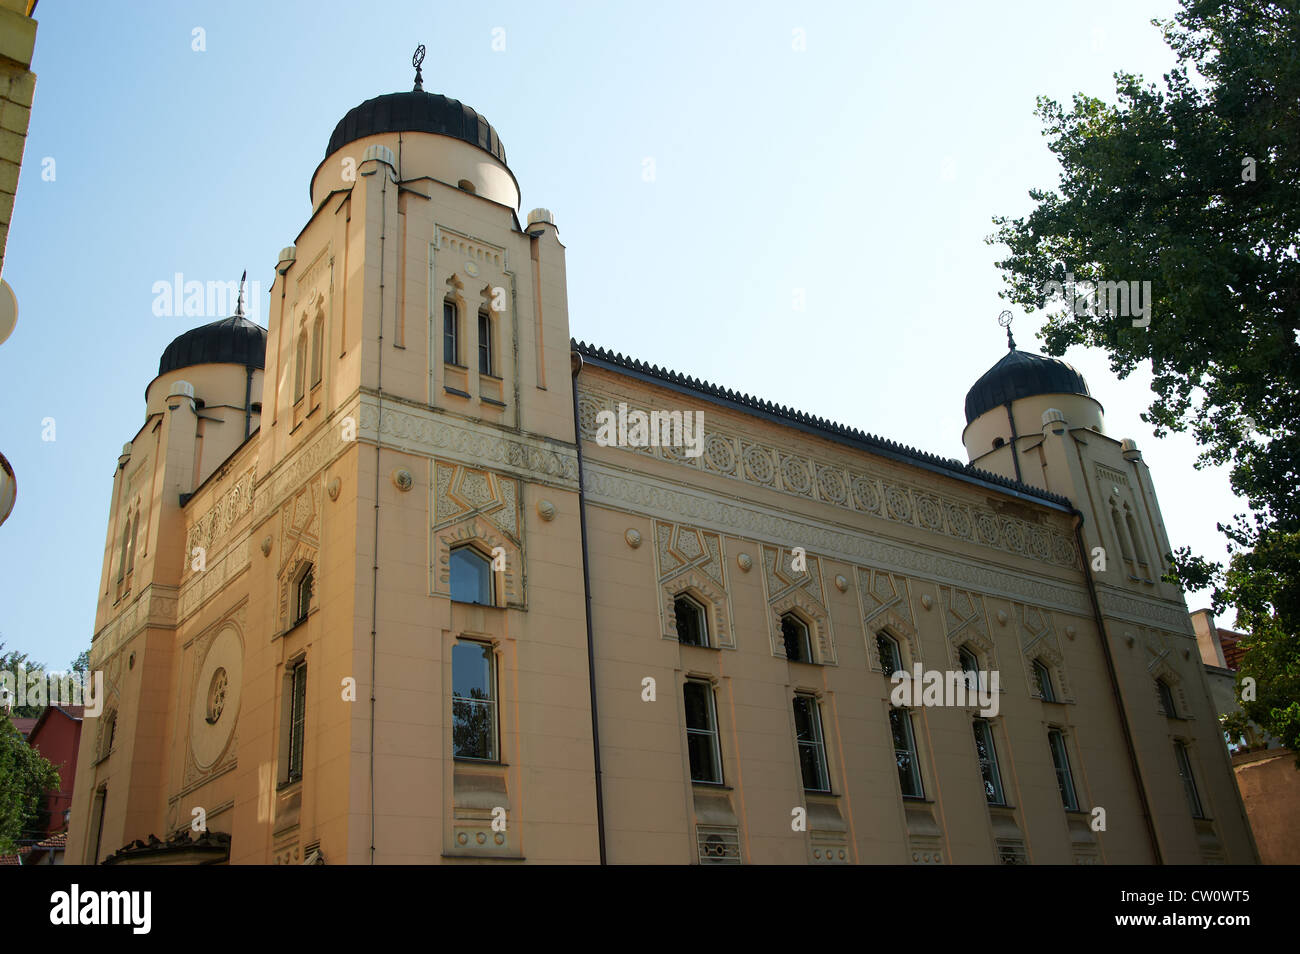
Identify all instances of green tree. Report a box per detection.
[0,712,61,853]
[0,640,47,719]
[987,0,1299,754]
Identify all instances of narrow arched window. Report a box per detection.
[478,308,494,376]
[1156,678,1177,718]
[876,631,903,675]
[449,545,492,606]
[674,594,708,647]
[295,564,314,625]
[1034,659,1056,702]
[443,300,459,365]
[117,524,131,583]
[781,612,812,663]
[294,333,308,402]
[310,312,324,386]
[1125,508,1147,566]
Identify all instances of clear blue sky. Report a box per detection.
[0,0,1241,668]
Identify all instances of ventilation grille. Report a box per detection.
[997,840,1028,865]
[696,826,741,865]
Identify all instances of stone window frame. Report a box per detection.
[433,515,521,609]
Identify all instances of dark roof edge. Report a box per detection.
[572,341,1074,513]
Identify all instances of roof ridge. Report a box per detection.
[572,339,1072,508]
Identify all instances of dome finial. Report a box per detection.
[235,270,247,318]
[997,309,1016,350]
[412,44,426,92]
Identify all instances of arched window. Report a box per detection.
[310,312,324,387]
[449,545,493,606]
[117,523,131,583]
[443,299,460,365]
[294,333,308,402]
[1033,659,1056,702]
[477,308,494,376]
[1109,504,1132,562]
[674,594,708,647]
[294,564,314,625]
[958,644,981,690]
[1125,508,1147,567]
[876,631,903,675]
[781,612,812,663]
[1156,678,1177,718]
[101,710,117,760]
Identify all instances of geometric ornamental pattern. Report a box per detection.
[576,386,1079,570]
[939,586,997,671]
[432,461,523,606]
[653,521,733,648]
[1017,603,1074,703]
[857,565,920,671]
[761,545,835,664]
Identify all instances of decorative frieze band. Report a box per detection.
[576,386,1079,570]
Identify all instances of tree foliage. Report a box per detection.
[0,712,61,854]
[987,0,1299,753]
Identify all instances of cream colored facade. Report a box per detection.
[66,78,1258,865]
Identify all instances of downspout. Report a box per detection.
[243,365,253,440]
[1004,402,1023,483]
[1073,508,1162,864]
[570,349,607,864]
[366,160,391,865]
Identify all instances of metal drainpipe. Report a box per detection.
[366,161,390,865]
[1004,402,1023,483]
[570,350,607,864]
[243,365,253,440]
[1073,508,1162,863]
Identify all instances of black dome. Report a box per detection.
[964,349,1091,425]
[325,91,508,168]
[159,315,267,377]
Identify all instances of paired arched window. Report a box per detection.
[310,312,324,387]
[449,545,493,606]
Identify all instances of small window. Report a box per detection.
[1173,741,1204,818]
[449,545,493,606]
[1048,729,1078,811]
[973,719,1005,805]
[478,309,493,376]
[683,680,723,784]
[1156,678,1178,718]
[1034,659,1056,702]
[443,300,459,365]
[992,436,1005,449]
[452,642,497,761]
[793,694,830,792]
[294,565,314,625]
[890,708,924,798]
[674,594,708,647]
[781,613,812,663]
[457,178,476,194]
[286,660,307,783]
[877,632,903,675]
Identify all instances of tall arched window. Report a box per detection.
[1125,507,1147,567]
[443,300,460,365]
[127,512,139,576]
[294,333,308,402]
[1033,659,1056,702]
[477,308,494,376]
[310,312,324,387]
[294,564,314,625]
